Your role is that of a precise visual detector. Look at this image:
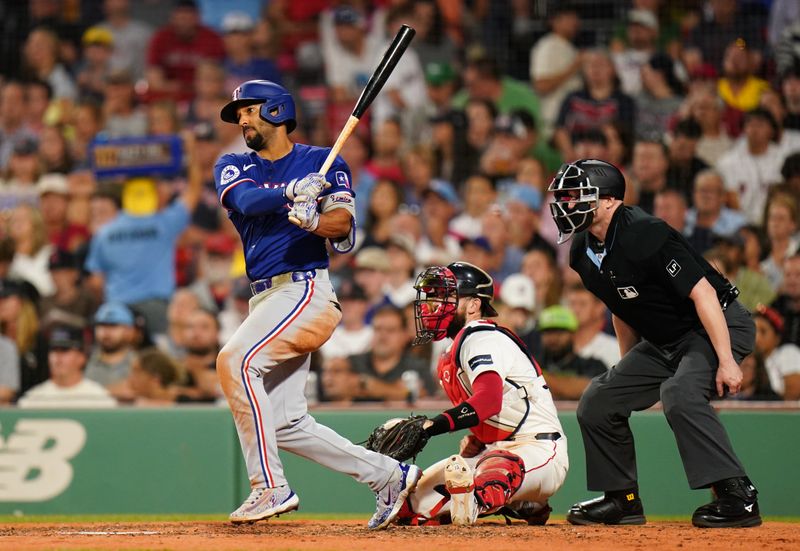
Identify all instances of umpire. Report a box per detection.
[548,159,760,528]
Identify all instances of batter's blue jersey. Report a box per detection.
[214,144,354,281]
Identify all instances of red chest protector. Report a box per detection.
[436,321,542,444]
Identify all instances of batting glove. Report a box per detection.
[284,173,329,202]
[288,196,320,232]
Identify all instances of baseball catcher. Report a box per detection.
[369,262,569,526]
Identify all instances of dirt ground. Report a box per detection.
[0,520,797,551]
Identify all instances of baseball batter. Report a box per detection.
[215,80,420,529]
[399,262,568,526]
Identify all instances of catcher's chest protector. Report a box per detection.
[437,323,535,444]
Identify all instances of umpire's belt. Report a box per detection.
[250,269,322,295]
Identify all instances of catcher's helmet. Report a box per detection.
[547,159,625,243]
[412,262,498,345]
[220,80,297,133]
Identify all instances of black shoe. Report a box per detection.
[692,477,762,528]
[498,502,552,525]
[567,493,646,526]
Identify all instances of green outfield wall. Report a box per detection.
[0,407,797,517]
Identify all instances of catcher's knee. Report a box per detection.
[474,450,525,512]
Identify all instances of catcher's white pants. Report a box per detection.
[410,436,569,519]
[217,271,398,491]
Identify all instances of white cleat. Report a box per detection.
[229,485,300,524]
[444,455,479,526]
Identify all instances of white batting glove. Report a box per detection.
[284,173,329,202]
[288,196,320,232]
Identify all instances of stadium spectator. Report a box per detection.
[653,188,688,234]
[417,179,461,266]
[423,61,459,122]
[459,235,494,276]
[38,174,88,253]
[760,194,799,291]
[353,247,393,325]
[782,66,800,132]
[429,110,476,188]
[521,248,562,310]
[408,0,458,68]
[666,118,708,202]
[102,70,148,138]
[145,0,225,103]
[718,109,785,225]
[84,172,202,338]
[0,330,19,404]
[687,86,733,166]
[770,254,800,346]
[361,179,403,249]
[498,272,541,356]
[553,49,636,162]
[630,139,669,214]
[529,4,582,139]
[565,283,619,370]
[128,347,180,405]
[339,132,377,227]
[0,82,37,171]
[17,324,117,409]
[218,276,250,345]
[0,279,46,394]
[189,233,236,313]
[7,204,54,297]
[572,129,610,165]
[322,280,373,360]
[503,183,554,263]
[22,27,78,102]
[38,126,74,175]
[464,98,497,154]
[97,0,154,81]
[160,287,202,360]
[85,302,137,398]
[71,102,105,165]
[321,5,383,104]
[717,39,770,136]
[23,79,52,137]
[348,305,434,402]
[40,248,97,327]
[729,353,780,401]
[687,0,763,72]
[536,305,607,400]
[753,305,800,400]
[364,118,405,184]
[613,9,660,96]
[684,170,746,253]
[174,308,221,402]
[185,60,227,126]
[385,235,418,309]
[320,355,359,403]
[76,26,116,103]
[480,111,538,180]
[221,11,282,93]
[449,174,497,239]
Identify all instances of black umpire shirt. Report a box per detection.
[569,205,731,346]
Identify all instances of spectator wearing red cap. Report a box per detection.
[753,305,800,399]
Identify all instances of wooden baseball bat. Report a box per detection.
[290,24,416,226]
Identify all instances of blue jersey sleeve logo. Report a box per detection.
[220,165,240,185]
[335,171,350,189]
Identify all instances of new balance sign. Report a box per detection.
[0,420,86,501]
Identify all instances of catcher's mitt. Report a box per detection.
[365,414,430,462]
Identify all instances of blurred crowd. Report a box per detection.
[0,0,799,409]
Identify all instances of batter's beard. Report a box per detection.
[445,310,467,339]
[244,131,265,151]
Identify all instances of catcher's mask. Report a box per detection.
[412,266,458,345]
[547,159,625,244]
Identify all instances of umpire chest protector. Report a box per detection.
[437,321,542,443]
[569,205,733,346]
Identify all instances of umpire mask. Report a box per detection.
[412,266,458,345]
[548,163,599,244]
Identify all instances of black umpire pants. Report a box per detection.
[577,301,755,491]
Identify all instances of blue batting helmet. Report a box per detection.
[220,80,297,133]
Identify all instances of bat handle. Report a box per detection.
[319,115,360,177]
